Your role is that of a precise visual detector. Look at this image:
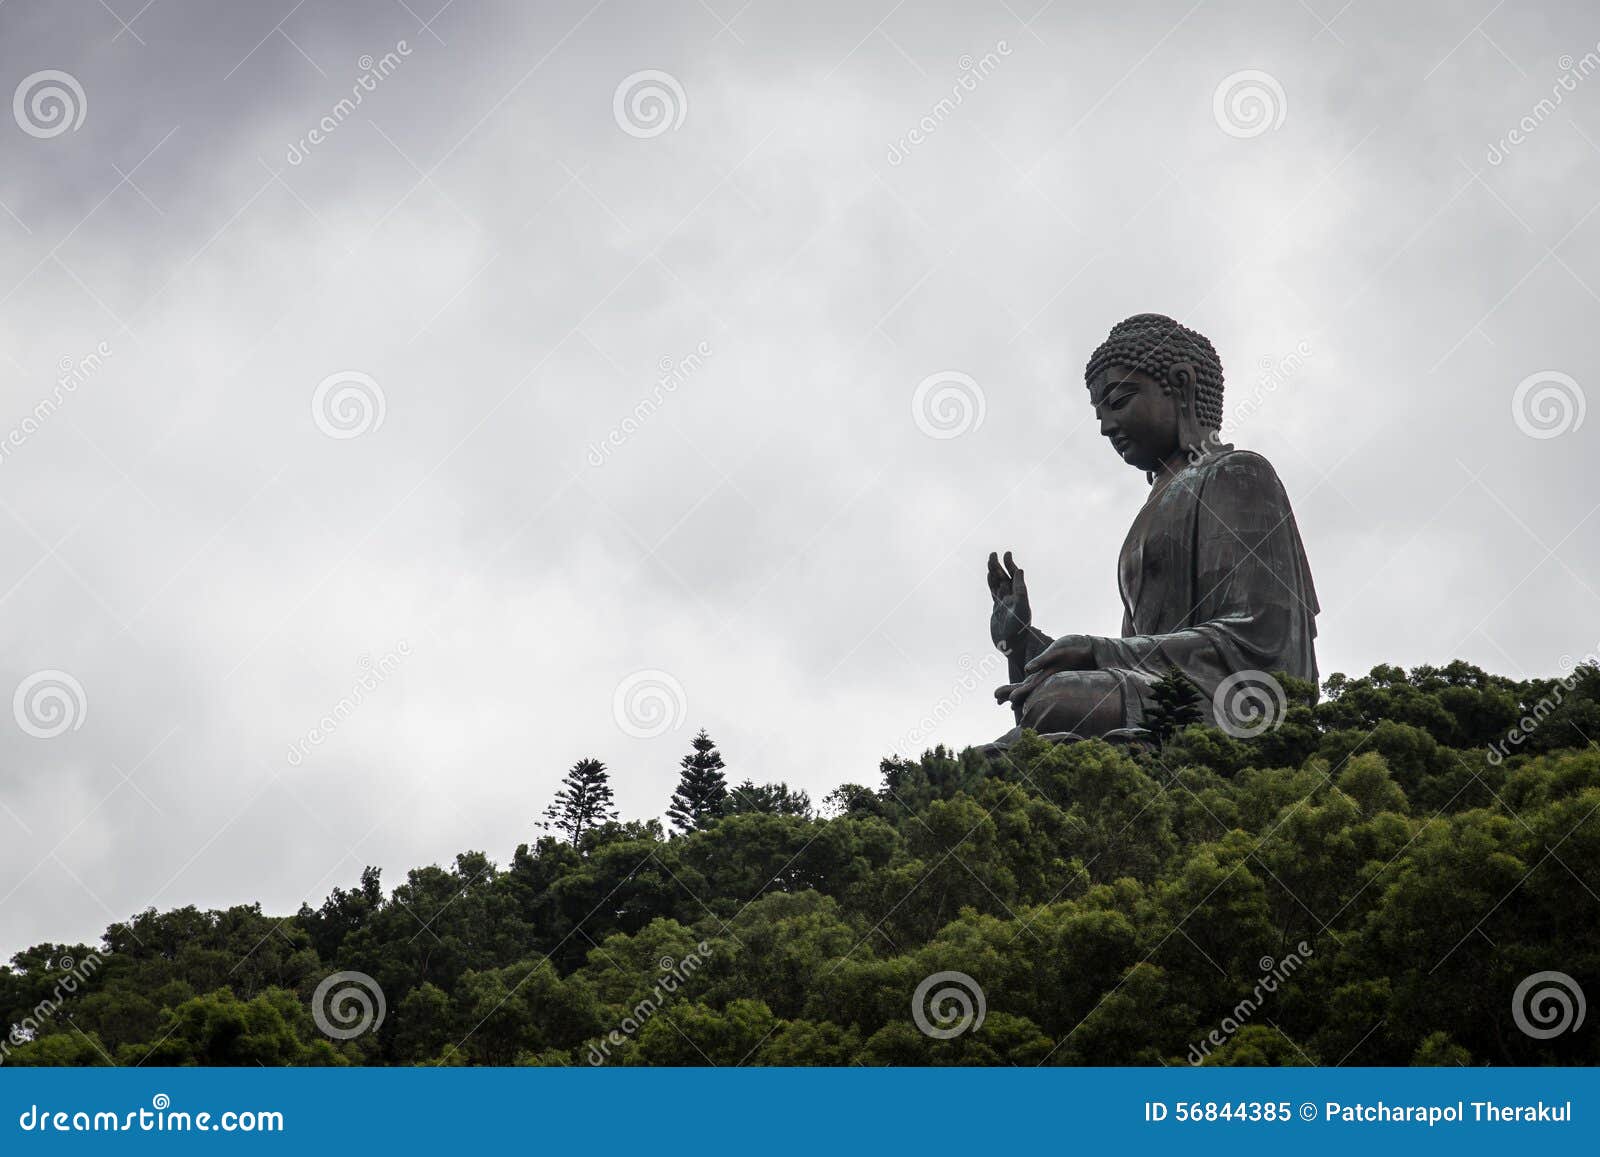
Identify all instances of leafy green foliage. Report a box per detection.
[4,661,1597,1067]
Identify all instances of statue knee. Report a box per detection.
[1018,671,1123,735]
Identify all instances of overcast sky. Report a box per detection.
[0,0,1595,955]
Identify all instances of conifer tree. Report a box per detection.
[541,757,618,844]
[666,729,728,832]
[1143,666,1204,745]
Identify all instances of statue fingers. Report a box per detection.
[996,673,1045,704]
[1024,652,1062,678]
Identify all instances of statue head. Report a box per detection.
[1084,314,1226,473]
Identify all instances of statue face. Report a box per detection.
[1087,364,1180,471]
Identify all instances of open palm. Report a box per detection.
[988,550,1032,654]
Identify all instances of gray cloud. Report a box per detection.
[0,0,1595,954]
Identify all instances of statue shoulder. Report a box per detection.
[1195,447,1291,498]
[1200,447,1280,479]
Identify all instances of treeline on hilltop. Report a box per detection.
[3,660,1599,1066]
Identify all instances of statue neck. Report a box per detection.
[1146,434,1230,490]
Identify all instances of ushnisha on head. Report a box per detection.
[1084,313,1227,475]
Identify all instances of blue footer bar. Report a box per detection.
[3,1068,1596,1153]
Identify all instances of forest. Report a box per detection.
[3,660,1598,1067]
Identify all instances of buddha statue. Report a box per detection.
[985,313,1319,749]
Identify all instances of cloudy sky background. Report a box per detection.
[0,0,1595,955]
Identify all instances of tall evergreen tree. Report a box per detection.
[667,729,728,832]
[541,757,618,844]
[1143,665,1204,745]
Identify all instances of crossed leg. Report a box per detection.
[985,669,1126,753]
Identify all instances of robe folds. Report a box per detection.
[1090,448,1319,728]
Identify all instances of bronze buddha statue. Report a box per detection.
[986,314,1319,749]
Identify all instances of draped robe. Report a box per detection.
[1019,448,1319,730]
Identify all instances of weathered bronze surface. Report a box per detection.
[986,314,1319,750]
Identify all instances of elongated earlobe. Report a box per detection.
[1166,361,1209,459]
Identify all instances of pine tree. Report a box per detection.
[1143,666,1204,745]
[541,757,618,844]
[666,729,728,832]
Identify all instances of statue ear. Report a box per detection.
[1167,361,1195,398]
[1165,361,1208,457]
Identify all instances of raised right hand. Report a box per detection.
[988,550,1032,655]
